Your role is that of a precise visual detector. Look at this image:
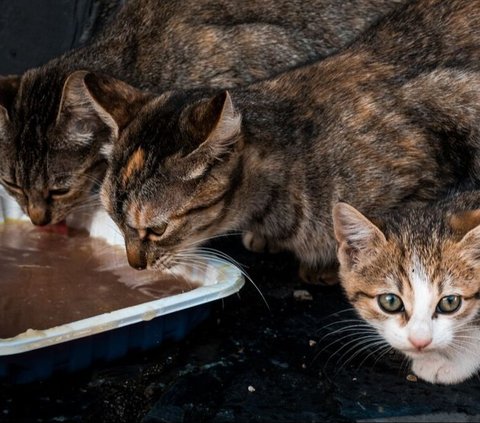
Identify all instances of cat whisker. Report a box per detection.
[315,307,358,323]
[323,335,386,370]
[337,340,390,374]
[312,329,380,364]
[316,324,377,343]
[370,346,395,370]
[316,318,371,333]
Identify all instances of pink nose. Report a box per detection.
[408,336,432,350]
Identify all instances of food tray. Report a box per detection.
[0,188,244,383]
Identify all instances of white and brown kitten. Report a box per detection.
[0,0,404,226]
[333,192,480,384]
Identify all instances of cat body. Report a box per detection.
[0,0,406,225]
[333,191,480,384]
[97,0,480,278]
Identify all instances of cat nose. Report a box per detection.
[408,336,432,350]
[126,244,147,270]
[28,204,50,226]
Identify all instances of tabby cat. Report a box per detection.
[333,192,480,384]
[91,0,480,282]
[0,0,404,226]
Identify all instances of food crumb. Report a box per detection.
[248,385,256,393]
[308,339,317,347]
[293,289,313,301]
[406,374,417,382]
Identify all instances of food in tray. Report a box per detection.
[0,221,199,338]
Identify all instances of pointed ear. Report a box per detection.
[187,91,242,158]
[56,71,148,152]
[453,210,480,262]
[333,202,387,271]
[0,75,20,131]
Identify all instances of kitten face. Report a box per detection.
[101,90,243,270]
[0,71,145,225]
[333,203,480,383]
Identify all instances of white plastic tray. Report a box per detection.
[0,187,244,356]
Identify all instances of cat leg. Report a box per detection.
[412,347,480,384]
[242,231,281,253]
[298,262,339,286]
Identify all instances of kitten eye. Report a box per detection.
[149,223,168,237]
[49,188,71,198]
[377,293,404,313]
[436,295,462,314]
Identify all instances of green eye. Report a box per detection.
[149,223,168,237]
[436,295,461,314]
[377,293,404,313]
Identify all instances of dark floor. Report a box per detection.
[1,236,479,423]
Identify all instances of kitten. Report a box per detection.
[0,0,405,227]
[332,191,480,384]
[89,0,480,282]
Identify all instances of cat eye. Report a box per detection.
[49,188,71,198]
[377,293,404,313]
[436,295,461,314]
[149,223,168,237]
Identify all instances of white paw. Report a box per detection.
[412,357,476,385]
[242,231,281,253]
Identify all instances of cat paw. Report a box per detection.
[242,231,281,253]
[412,357,475,385]
[298,263,339,286]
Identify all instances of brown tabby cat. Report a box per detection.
[332,191,480,384]
[89,0,480,282]
[0,0,405,226]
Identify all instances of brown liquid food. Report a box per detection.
[0,222,199,338]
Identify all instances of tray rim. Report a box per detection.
[0,261,244,356]
[0,189,245,356]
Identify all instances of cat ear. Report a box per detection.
[333,202,387,271]
[190,91,242,155]
[56,71,147,154]
[180,91,242,179]
[0,75,20,131]
[453,210,480,262]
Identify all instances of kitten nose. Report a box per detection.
[28,204,50,226]
[408,336,432,350]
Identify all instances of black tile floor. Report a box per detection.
[1,236,479,422]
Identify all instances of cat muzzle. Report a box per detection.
[125,242,148,270]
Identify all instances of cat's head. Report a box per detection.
[100,89,244,270]
[333,202,480,361]
[0,70,148,225]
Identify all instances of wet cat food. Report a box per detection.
[0,222,198,338]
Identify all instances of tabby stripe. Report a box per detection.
[350,291,375,303]
[174,188,229,218]
[181,160,245,236]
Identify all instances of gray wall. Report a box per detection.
[0,0,119,74]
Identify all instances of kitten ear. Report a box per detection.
[189,91,242,158]
[0,75,20,130]
[56,71,147,153]
[453,210,480,262]
[450,210,480,237]
[333,202,387,271]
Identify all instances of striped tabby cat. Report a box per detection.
[0,0,404,225]
[91,0,480,284]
